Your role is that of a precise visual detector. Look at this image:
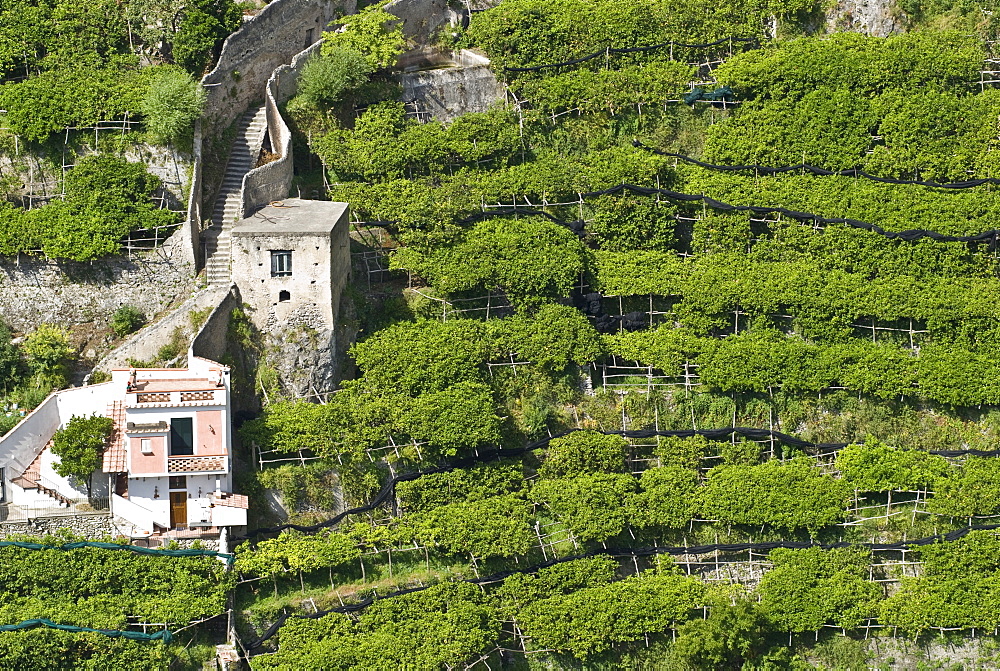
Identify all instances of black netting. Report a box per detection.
[633,141,1000,189]
[503,37,758,72]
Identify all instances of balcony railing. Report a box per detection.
[167,456,226,473]
[128,389,222,407]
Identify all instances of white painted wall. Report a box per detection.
[0,381,116,502]
[125,476,171,528]
[111,494,163,534]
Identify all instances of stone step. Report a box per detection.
[205,103,268,283]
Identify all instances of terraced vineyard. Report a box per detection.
[233,1,1000,667]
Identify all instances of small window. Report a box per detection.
[271,250,292,277]
[304,28,314,49]
[140,438,153,455]
[278,290,291,302]
[169,475,187,490]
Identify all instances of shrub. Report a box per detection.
[110,306,146,338]
[295,47,372,110]
[22,325,72,378]
[140,67,206,148]
[51,415,114,490]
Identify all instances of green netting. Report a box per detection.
[0,540,233,563]
[683,86,734,104]
[0,618,172,643]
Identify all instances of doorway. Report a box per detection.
[169,491,187,529]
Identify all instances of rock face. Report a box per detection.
[400,61,506,122]
[825,0,902,36]
[267,326,341,399]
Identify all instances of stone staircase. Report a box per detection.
[11,445,73,507]
[203,105,268,286]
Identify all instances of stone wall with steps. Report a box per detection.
[96,285,232,371]
[203,106,268,286]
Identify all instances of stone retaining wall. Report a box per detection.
[0,236,195,334]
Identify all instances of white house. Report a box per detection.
[0,354,247,538]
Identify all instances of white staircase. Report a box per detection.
[203,105,268,286]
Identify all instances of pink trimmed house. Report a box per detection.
[0,355,247,537]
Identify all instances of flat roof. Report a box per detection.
[232,199,349,236]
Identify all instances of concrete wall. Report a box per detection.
[232,233,334,332]
[0,381,115,492]
[198,0,354,208]
[181,120,204,267]
[230,200,350,333]
[0,394,60,480]
[201,0,354,140]
[96,285,232,370]
[189,288,241,367]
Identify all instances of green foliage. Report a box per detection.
[0,155,179,261]
[0,629,170,671]
[467,0,816,74]
[517,62,694,114]
[488,304,603,371]
[0,544,232,629]
[758,547,882,632]
[239,401,330,454]
[605,325,1000,406]
[880,531,1000,634]
[588,194,680,251]
[0,0,236,140]
[50,415,113,484]
[294,48,372,111]
[252,582,499,670]
[351,320,488,396]
[235,531,361,579]
[316,103,522,186]
[927,456,1000,517]
[110,305,146,338]
[392,217,587,307]
[0,61,149,141]
[406,494,534,558]
[671,599,770,669]
[629,466,701,529]
[140,67,205,148]
[835,438,949,491]
[171,0,242,75]
[396,381,502,457]
[22,325,71,379]
[517,571,704,660]
[531,473,636,542]
[539,431,627,478]
[698,458,851,533]
[397,461,524,513]
[0,322,23,392]
[713,31,983,100]
[321,6,407,70]
[256,463,340,512]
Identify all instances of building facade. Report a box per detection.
[230,199,350,333]
[0,354,246,537]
